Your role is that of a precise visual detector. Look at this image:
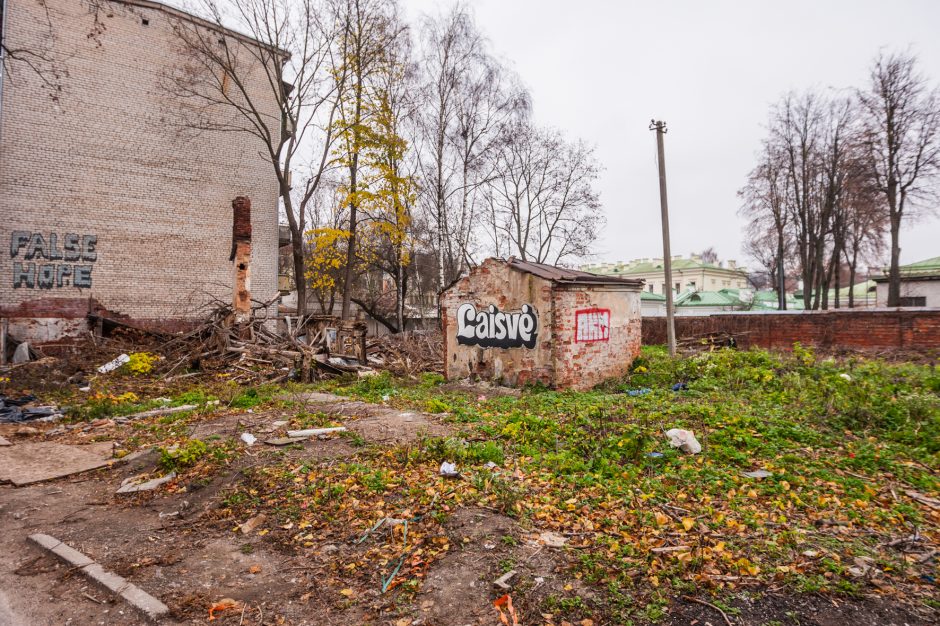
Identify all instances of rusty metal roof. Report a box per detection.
[507,258,644,288]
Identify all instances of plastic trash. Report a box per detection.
[240,433,257,446]
[665,428,702,454]
[671,382,688,392]
[647,452,664,458]
[627,388,651,397]
[742,469,772,479]
[439,461,459,477]
[839,373,852,381]
[97,353,130,374]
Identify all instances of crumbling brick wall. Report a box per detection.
[642,310,940,350]
[441,259,643,390]
[551,287,642,390]
[441,260,555,387]
[0,0,279,337]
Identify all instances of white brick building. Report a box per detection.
[0,0,281,340]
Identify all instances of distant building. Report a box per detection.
[874,257,940,307]
[582,254,749,296]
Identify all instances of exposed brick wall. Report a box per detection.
[0,0,279,337]
[551,286,642,390]
[441,259,643,390]
[441,259,555,387]
[642,310,940,350]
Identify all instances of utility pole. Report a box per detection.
[650,120,676,357]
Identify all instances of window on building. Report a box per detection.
[648,284,654,293]
[689,281,696,290]
[898,296,927,307]
[675,282,680,293]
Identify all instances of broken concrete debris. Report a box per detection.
[0,435,10,446]
[12,342,31,364]
[538,531,568,548]
[97,353,130,374]
[493,569,517,591]
[240,432,258,446]
[239,513,267,534]
[114,404,197,424]
[28,533,169,621]
[116,472,177,494]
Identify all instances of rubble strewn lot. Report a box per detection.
[0,342,937,625]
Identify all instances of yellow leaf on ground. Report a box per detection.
[339,588,355,598]
[681,517,695,531]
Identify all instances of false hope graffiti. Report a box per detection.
[456,303,538,349]
[9,231,97,289]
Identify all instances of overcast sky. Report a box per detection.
[403,0,940,270]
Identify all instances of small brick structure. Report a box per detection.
[441,258,644,390]
[642,309,940,351]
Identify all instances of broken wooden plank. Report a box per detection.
[116,404,197,422]
[285,426,346,438]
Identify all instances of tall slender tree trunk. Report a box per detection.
[776,230,786,310]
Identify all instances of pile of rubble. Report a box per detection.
[367,331,444,375]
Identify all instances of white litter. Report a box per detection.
[240,433,257,446]
[839,373,852,381]
[742,469,773,479]
[439,461,459,477]
[286,426,346,438]
[97,354,130,374]
[665,428,702,454]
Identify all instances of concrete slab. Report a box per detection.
[0,442,114,486]
[0,435,11,446]
[28,534,169,621]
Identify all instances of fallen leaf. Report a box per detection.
[208,598,240,621]
[339,588,355,598]
[681,517,695,531]
[248,564,262,574]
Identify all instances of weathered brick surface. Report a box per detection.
[0,0,279,336]
[642,310,940,350]
[551,286,642,390]
[442,259,642,390]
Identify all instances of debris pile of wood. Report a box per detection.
[367,331,443,375]
[158,303,369,383]
[677,331,741,353]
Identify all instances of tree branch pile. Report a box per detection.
[366,331,443,376]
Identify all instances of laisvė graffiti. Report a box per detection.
[456,303,539,349]
[9,231,97,289]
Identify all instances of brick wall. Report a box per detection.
[441,259,643,390]
[441,259,556,387]
[0,0,280,336]
[642,310,940,350]
[551,286,642,390]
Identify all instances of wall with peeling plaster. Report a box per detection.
[442,259,643,390]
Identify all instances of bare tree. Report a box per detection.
[164,0,341,316]
[414,4,525,290]
[858,51,940,306]
[739,140,791,308]
[484,121,603,264]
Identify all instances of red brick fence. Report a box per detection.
[642,309,940,351]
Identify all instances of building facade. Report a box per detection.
[441,258,643,390]
[1,0,280,340]
[583,254,749,295]
[874,257,940,308]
